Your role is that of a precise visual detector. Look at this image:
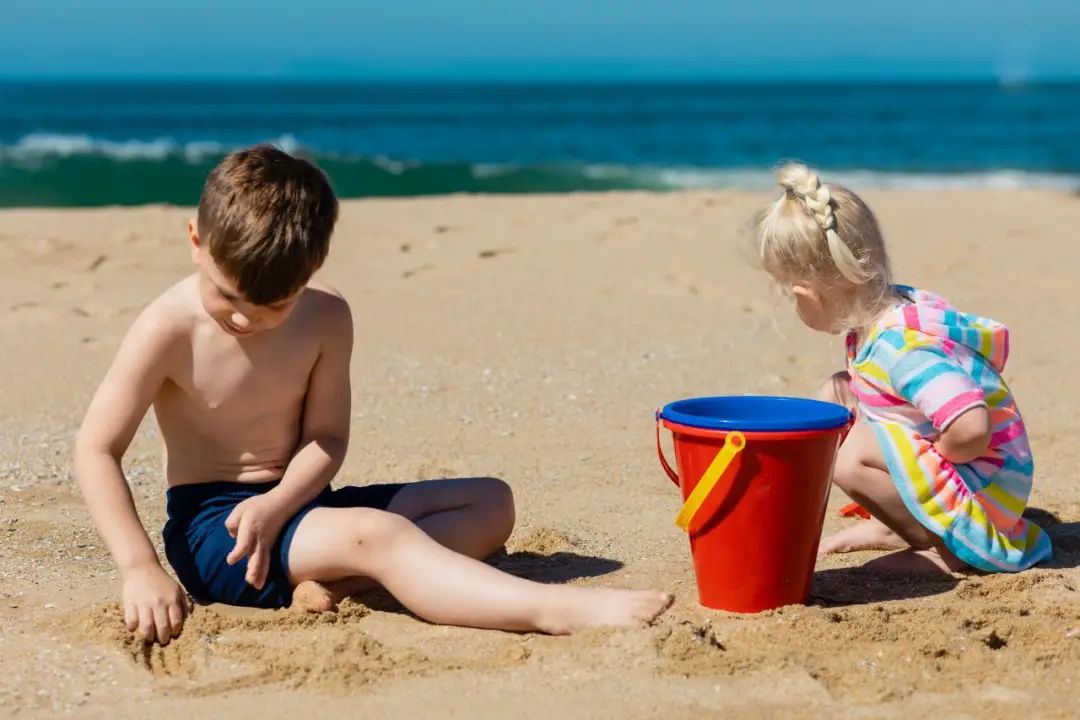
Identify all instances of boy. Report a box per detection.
[74,145,670,645]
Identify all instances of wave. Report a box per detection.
[2,133,303,162]
[1,133,1077,207]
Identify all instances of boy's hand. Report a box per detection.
[224,494,290,590]
[121,564,191,646]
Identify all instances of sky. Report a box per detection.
[2,1,1079,81]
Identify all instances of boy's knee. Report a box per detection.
[348,508,414,548]
[483,477,514,508]
[479,477,515,538]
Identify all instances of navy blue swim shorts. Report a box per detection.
[163,480,404,609]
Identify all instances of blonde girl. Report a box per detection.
[751,163,1051,573]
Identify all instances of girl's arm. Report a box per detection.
[881,333,992,464]
[935,405,992,464]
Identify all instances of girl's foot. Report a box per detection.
[864,547,970,575]
[537,587,673,635]
[819,518,909,554]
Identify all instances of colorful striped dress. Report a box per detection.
[846,287,1051,572]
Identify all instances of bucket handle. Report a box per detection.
[655,410,681,486]
[674,431,746,532]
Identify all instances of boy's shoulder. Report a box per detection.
[299,280,349,311]
[294,281,352,333]
[128,275,203,346]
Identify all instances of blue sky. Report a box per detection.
[3,1,1079,80]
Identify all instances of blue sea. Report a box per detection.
[2,80,1079,206]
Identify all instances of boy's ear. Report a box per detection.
[188,218,202,264]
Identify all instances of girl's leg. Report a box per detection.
[817,374,965,573]
[286,506,671,634]
[293,476,515,611]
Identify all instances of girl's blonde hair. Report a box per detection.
[752,162,893,330]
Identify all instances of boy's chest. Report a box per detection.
[183,333,318,413]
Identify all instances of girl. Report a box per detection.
[751,163,1051,573]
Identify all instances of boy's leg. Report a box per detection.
[292,477,515,611]
[286,506,671,634]
[386,476,516,558]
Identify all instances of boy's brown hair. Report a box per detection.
[197,145,338,305]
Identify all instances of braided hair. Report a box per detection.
[752,162,894,330]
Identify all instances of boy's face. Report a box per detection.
[189,219,302,337]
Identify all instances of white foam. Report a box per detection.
[1,133,307,162]
[470,163,519,179]
[648,166,1080,191]
[371,155,418,175]
[1,134,1077,192]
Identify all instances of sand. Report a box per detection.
[1,189,1078,719]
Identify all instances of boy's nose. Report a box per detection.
[230,312,252,329]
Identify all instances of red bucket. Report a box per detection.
[657,396,852,613]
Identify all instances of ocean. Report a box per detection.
[2,80,1079,206]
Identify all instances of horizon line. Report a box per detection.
[2,73,1079,86]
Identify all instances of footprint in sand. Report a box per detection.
[478,248,515,259]
[402,263,435,279]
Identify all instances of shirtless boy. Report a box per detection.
[73,145,670,645]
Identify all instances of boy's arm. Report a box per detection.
[224,295,353,589]
[73,305,189,645]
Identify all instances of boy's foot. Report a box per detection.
[538,587,673,635]
[863,547,969,575]
[819,518,908,554]
[291,576,378,613]
[290,580,342,613]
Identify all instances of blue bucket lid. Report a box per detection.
[659,395,852,432]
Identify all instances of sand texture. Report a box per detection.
[1,190,1078,718]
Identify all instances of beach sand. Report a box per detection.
[1,189,1078,719]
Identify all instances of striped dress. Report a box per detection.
[847,287,1051,572]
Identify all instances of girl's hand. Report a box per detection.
[121,563,191,645]
[935,406,992,465]
[224,494,290,590]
